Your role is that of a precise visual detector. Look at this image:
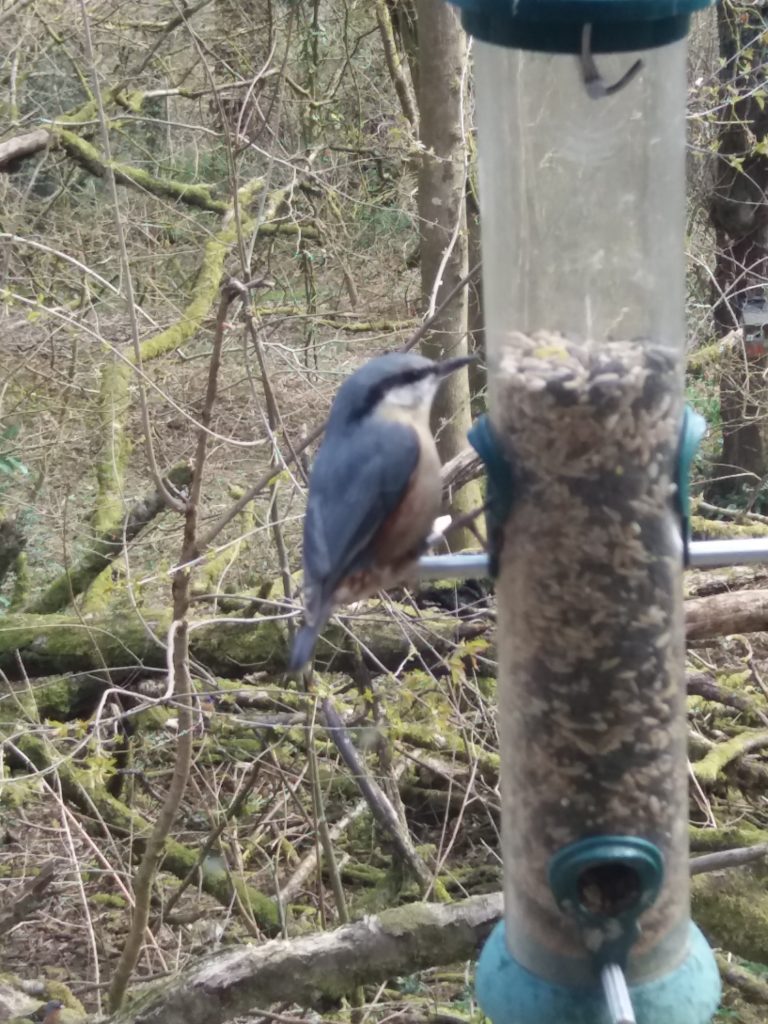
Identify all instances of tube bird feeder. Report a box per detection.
[445,1,722,1022]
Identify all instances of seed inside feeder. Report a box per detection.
[493,330,688,981]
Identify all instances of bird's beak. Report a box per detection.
[436,354,476,377]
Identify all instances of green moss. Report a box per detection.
[136,178,274,364]
[92,361,131,536]
[231,873,281,925]
[0,610,169,676]
[718,670,752,691]
[393,721,499,779]
[338,862,386,886]
[41,982,85,1015]
[694,867,768,963]
[693,729,768,785]
[56,100,98,124]
[0,606,297,678]
[115,90,145,113]
[690,515,768,539]
[33,675,83,719]
[75,556,124,614]
[690,824,768,852]
[258,221,320,239]
[55,129,227,212]
[92,892,128,908]
[29,551,122,616]
[193,616,287,673]
[9,551,29,611]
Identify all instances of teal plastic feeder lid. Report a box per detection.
[448,0,713,53]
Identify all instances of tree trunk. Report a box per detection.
[0,518,25,588]
[466,184,486,410]
[710,4,768,500]
[415,0,483,548]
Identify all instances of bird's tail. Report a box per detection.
[288,623,321,673]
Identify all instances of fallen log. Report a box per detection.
[0,604,479,679]
[0,128,51,170]
[110,893,503,1024]
[4,584,768,681]
[686,589,768,640]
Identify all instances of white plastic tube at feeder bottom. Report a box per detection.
[491,330,689,986]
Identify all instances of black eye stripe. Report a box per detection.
[361,366,435,418]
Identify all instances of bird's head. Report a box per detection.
[327,352,475,430]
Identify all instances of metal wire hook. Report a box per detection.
[580,24,644,99]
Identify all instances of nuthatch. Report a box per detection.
[38,1001,64,1024]
[289,351,474,671]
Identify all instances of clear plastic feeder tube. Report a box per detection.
[474,39,687,353]
[474,40,691,986]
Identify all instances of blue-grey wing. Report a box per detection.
[302,418,419,614]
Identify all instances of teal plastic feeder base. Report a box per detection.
[476,921,721,1024]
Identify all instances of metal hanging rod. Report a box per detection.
[417,538,768,582]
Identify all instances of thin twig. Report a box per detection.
[107,280,239,1010]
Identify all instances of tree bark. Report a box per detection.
[109,893,503,1024]
[686,588,768,639]
[415,0,483,548]
[0,128,50,170]
[0,605,481,680]
[0,518,25,588]
[710,4,768,497]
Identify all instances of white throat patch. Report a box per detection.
[382,375,439,411]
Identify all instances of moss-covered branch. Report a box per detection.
[692,729,768,785]
[7,582,762,686]
[690,824,768,852]
[29,464,192,615]
[393,721,500,780]
[222,306,412,330]
[82,178,284,557]
[130,178,280,363]
[691,514,768,539]
[55,129,229,212]
[91,359,132,539]
[0,602,466,680]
